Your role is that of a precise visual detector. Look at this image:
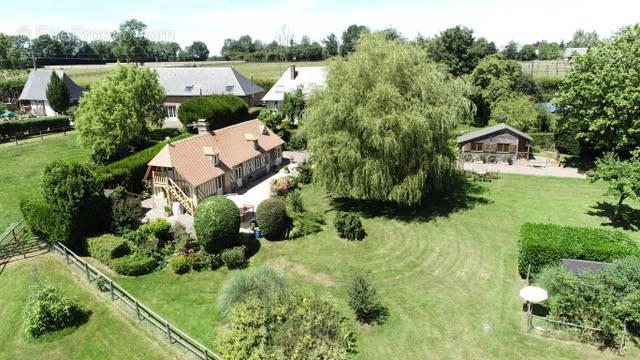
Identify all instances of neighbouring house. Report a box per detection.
[154,67,264,121]
[145,119,285,214]
[563,47,588,61]
[457,123,533,163]
[261,65,326,109]
[18,70,85,116]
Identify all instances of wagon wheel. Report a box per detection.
[462,153,473,162]
[487,154,497,164]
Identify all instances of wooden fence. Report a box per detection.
[49,242,222,360]
[0,126,72,145]
[0,220,47,261]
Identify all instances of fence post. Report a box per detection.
[85,262,91,281]
[135,301,141,320]
[40,131,43,141]
[65,248,69,264]
[22,238,26,258]
[203,347,208,360]
[166,321,172,343]
[110,280,115,300]
[14,136,18,145]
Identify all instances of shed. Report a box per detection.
[19,70,86,116]
[457,123,533,163]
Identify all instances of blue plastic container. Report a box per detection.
[255,229,262,239]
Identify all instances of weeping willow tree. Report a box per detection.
[304,33,471,206]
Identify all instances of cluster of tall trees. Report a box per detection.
[501,30,600,61]
[0,19,210,68]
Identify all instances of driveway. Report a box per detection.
[463,162,586,179]
[225,163,297,209]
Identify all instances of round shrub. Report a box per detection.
[217,265,288,318]
[256,198,290,240]
[23,285,86,338]
[169,255,190,274]
[140,218,171,242]
[194,196,240,253]
[221,247,247,269]
[87,234,131,264]
[111,197,142,234]
[110,254,158,276]
[334,212,366,241]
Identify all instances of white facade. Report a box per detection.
[262,66,327,109]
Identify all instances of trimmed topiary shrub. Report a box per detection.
[256,198,290,240]
[194,196,241,253]
[139,218,171,242]
[20,194,68,242]
[168,255,190,274]
[334,212,366,241]
[217,265,288,318]
[22,285,86,338]
[110,254,158,276]
[221,247,247,269]
[517,223,640,277]
[87,234,131,264]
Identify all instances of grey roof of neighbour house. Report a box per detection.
[262,66,327,102]
[456,123,533,144]
[154,67,264,97]
[564,47,588,58]
[561,259,612,275]
[19,70,86,101]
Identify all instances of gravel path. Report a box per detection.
[463,162,586,179]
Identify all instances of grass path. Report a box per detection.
[114,175,639,359]
[0,254,186,359]
[0,133,89,231]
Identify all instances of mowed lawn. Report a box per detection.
[114,175,640,359]
[0,133,90,232]
[63,61,327,87]
[0,254,186,360]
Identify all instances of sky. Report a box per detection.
[2,0,639,55]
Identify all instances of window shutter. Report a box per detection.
[509,144,517,153]
[463,143,471,151]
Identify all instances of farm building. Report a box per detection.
[145,119,285,214]
[262,65,326,109]
[153,67,264,121]
[18,70,86,116]
[457,123,533,163]
[563,47,588,61]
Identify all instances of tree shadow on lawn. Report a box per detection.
[239,232,261,259]
[586,201,640,232]
[331,176,491,222]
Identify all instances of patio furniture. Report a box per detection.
[488,171,500,180]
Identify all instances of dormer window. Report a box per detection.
[259,125,268,135]
[213,154,220,166]
[185,85,194,92]
[225,85,234,93]
[203,146,220,166]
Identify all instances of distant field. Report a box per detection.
[0,254,185,360]
[60,61,327,87]
[0,133,89,231]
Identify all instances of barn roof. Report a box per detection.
[262,66,327,102]
[456,123,533,144]
[561,259,611,275]
[153,67,263,97]
[19,70,86,101]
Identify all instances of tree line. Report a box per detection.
[0,19,210,68]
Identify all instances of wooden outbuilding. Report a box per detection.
[457,123,533,163]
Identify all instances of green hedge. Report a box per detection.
[96,133,193,192]
[177,95,249,130]
[0,116,70,138]
[517,223,640,276]
[87,234,131,264]
[529,132,555,152]
[194,196,241,253]
[110,253,158,276]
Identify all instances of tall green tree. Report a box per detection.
[428,26,488,76]
[305,33,470,206]
[111,19,151,63]
[280,87,306,121]
[516,44,537,60]
[322,33,339,57]
[489,95,539,131]
[536,40,563,60]
[502,41,518,60]
[75,64,165,163]
[339,24,368,56]
[186,41,209,61]
[556,24,640,155]
[588,153,640,221]
[45,72,71,115]
[567,29,599,48]
[0,33,30,69]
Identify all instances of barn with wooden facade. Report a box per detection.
[457,123,533,163]
[145,119,285,214]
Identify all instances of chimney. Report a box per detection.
[196,119,209,135]
[289,65,296,80]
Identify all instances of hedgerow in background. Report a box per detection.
[22,285,87,338]
[348,269,387,324]
[194,196,240,253]
[75,64,166,164]
[305,33,470,206]
[219,293,356,360]
[517,223,640,276]
[0,116,70,139]
[256,198,291,240]
[334,211,366,241]
[217,265,288,318]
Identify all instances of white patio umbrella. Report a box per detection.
[519,286,548,303]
